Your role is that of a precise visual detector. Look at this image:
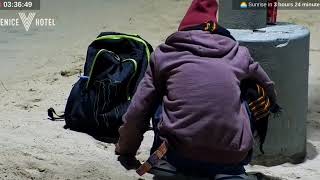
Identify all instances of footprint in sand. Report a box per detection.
[60,67,82,77]
[25,167,47,177]
[15,104,33,110]
[95,141,111,151]
[72,56,85,64]
[29,88,37,92]
[31,98,42,103]
[15,104,39,111]
[46,77,59,85]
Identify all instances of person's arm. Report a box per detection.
[247,55,277,104]
[115,53,161,156]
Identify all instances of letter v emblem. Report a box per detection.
[18,12,36,31]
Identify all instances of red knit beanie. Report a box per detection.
[178,0,218,31]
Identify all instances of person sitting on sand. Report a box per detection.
[115,0,277,179]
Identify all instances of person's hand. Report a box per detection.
[249,97,271,121]
[115,143,136,157]
[265,88,282,114]
[117,155,141,170]
[249,85,271,121]
[115,143,141,170]
[266,87,277,105]
[115,143,121,155]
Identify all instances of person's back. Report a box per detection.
[153,30,254,164]
[115,0,277,178]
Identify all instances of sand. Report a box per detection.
[0,0,320,179]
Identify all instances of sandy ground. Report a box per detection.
[0,0,319,179]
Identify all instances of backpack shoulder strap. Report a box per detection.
[48,107,65,121]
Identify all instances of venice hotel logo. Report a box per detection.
[0,12,56,31]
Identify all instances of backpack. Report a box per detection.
[49,32,153,138]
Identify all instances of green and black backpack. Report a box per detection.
[49,32,153,138]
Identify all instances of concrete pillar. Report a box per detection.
[219,2,310,165]
[218,0,267,29]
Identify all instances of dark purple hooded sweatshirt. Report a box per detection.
[116,30,275,164]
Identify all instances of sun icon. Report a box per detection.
[240,2,248,8]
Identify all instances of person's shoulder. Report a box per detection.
[237,45,252,58]
[154,43,176,56]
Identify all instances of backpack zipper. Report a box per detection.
[122,58,138,100]
[94,34,151,64]
[104,50,138,100]
[86,49,106,89]
[86,49,137,100]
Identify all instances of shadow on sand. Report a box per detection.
[251,141,318,167]
[151,171,283,180]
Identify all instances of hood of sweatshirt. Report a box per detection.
[165,30,237,58]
